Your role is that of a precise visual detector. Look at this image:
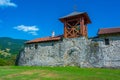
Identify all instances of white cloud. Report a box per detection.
[14,25,39,36]
[0,0,17,7]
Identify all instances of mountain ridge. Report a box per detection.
[0,37,27,54]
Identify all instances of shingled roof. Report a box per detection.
[26,36,62,44]
[59,11,91,24]
[98,27,120,35]
[60,11,85,19]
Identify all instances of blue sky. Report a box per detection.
[0,0,120,40]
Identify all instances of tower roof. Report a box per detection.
[60,11,85,19]
[59,11,91,24]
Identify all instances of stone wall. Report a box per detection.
[18,41,62,66]
[90,37,120,68]
[17,37,90,67]
[17,36,120,68]
[60,37,90,67]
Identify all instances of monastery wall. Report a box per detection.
[17,37,90,67]
[90,37,120,68]
[17,37,120,68]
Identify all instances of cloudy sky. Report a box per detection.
[0,0,120,40]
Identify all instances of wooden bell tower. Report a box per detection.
[60,12,91,38]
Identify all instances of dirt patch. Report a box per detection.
[20,70,47,75]
[5,70,59,79]
[39,71,59,78]
[33,79,40,80]
[96,72,102,74]
[5,70,38,78]
[20,70,37,75]
[6,74,20,78]
[44,73,58,78]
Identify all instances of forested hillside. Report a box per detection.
[0,37,27,66]
[0,37,27,54]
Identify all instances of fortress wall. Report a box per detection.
[18,37,90,67]
[17,37,120,68]
[60,37,90,67]
[18,41,62,66]
[93,37,120,68]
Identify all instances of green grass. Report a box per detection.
[0,66,120,80]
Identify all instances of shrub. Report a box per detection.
[0,59,8,66]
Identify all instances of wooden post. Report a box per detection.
[80,18,82,35]
[80,18,83,36]
[85,25,88,37]
[80,17,85,36]
[64,21,67,38]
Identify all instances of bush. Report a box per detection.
[0,49,16,66]
[0,59,8,66]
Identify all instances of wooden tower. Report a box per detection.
[60,12,91,38]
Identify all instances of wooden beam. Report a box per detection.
[75,21,80,26]
[66,23,72,27]
[67,18,80,22]
[64,21,67,38]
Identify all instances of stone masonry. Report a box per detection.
[17,36,120,68]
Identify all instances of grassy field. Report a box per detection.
[0,66,120,80]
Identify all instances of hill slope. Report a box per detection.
[0,37,27,54]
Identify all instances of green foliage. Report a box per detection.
[0,59,8,66]
[0,37,27,54]
[0,49,11,58]
[0,56,16,66]
[0,37,26,66]
[0,49,16,66]
[0,66,120,80]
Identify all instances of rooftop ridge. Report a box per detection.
[26,35,63,44]
[98,27,120,35]
[99,27,120,29]
[60,11,86,19]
